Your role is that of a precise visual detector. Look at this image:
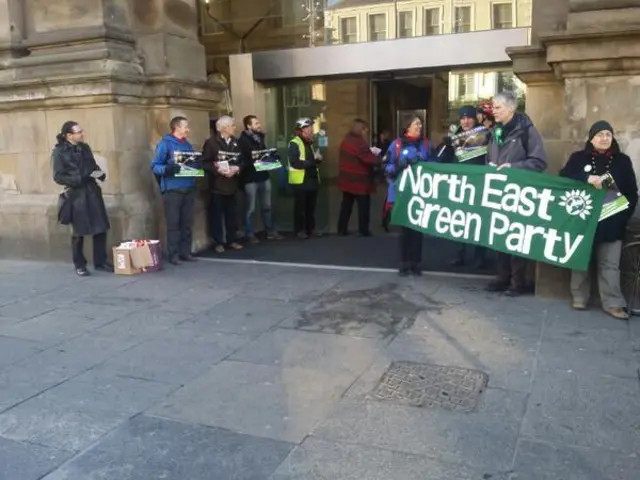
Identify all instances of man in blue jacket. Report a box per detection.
[151,116,198,265]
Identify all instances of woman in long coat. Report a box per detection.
[52,121,112,276]
[560,120,638,320]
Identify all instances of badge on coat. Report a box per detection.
[584,165,592,173]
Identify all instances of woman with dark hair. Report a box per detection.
[383,116,438,276]
[560,120,638,320]
[52,121,112,276]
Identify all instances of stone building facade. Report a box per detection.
[0,0,222,259]
[1,0,639,301]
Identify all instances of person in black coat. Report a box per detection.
[52,121,112,276]
[560,120,638,320]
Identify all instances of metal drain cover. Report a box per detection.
[372,361,489,412]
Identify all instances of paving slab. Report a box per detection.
[180,296,300,335]
[94,330,250,385]
[312,388,527,471]
[0,335,42,369]
[150,360,356,443]
[521,369,640,453]
[0,436,71,480]
[269,437,508,480]
[242,269,345,302]
[42,415,294,480]
[0,369,176,452]
[511,439,640,480]
[92,307,195,338]
[230,328,383,377]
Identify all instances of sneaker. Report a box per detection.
[76,267,91,277]
[267,232,284,240]
[310,230,323,237]
[214,245,225,254]
[229,242,243,250]
[603,307,629,320]
[248,237,260,245]
[297,232,309,240]
[572,302,587,310]
[95,263,114,273]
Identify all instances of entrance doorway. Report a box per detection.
[372,75,432,141]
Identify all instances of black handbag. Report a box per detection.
[57,191,72,225]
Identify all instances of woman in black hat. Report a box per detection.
[560,120,638,320]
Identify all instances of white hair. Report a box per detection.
[493,92,518,111]
[216,115,235,132]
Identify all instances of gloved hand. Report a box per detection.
[165,163,181,176]
[443,136,453,147]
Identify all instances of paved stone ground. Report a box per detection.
[0,259,638,480]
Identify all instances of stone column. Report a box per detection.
[0,0,223,259]
[508,0,640,298]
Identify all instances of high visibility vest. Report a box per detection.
[288,136,320,185]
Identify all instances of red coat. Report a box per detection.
[337,132,379,195]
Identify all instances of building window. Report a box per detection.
[492,3,513,29]
[424,8,441,36]
[497,71,516,93]
[340,17,357,44]
[368,14,387,42]
[284,84,311,108]
[398,11,414,38]
[457,73,476,98]
[200,0,229,35]
[454,6,472,33]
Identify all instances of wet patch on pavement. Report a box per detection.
[293,284,437,338]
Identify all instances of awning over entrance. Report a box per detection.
[251,28,530,81]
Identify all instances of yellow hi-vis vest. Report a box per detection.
[288,136,321,185]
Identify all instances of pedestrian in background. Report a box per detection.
[238,114,283,243]
[288,117,322,239]
[151,116,198,265]
[202,115,243,253]
[53,121,112,276]
[337,118,381,236]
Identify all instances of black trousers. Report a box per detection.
[337,192,371,235]
[210,193,238,245]
[294,189,317,234]
[72,232,107,269]
[163,190,196,258]
[455,242,487,263]
[496,252,528,289]
[399,226,423,268]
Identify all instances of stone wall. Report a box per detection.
[0,0,223,260]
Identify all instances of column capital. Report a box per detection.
[506,46,560,86]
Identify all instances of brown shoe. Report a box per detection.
[572,302,587,310]
[248,237,260,245]
[603,307,629,320]
[229,242,243,250]
[267,232,284,240]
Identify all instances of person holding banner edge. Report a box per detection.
[486,92,548,296]
[384,115,438,276]
[438,105,489,269]
[560,121,638,320]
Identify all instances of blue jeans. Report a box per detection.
[244,179,274,238]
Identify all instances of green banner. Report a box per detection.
[391,163,607,270]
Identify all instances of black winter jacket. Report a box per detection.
[560,140,638,244]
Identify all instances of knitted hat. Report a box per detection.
[588,120,613,141]
[458,106,476,119]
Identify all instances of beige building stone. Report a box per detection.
[0,0,223,260]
